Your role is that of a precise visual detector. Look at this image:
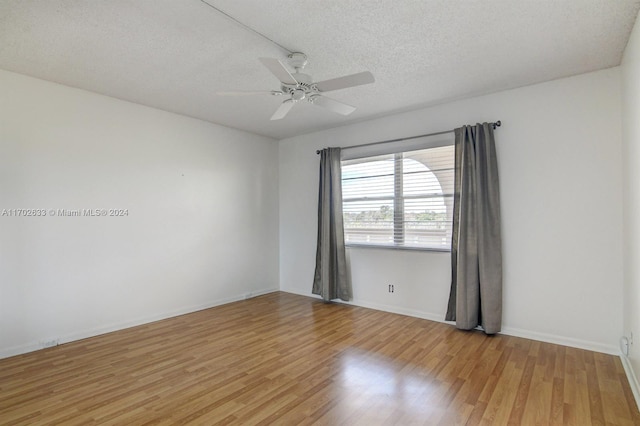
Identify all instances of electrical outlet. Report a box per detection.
[388,284,395,293]
[622,337,630,356]
[41,339,59,348]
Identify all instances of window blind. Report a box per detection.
[342,144,454,250]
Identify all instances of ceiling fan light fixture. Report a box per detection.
[291,89,306,101]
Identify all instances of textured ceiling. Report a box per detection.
[1,0,639,139]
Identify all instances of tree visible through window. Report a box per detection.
[341,145,454,250]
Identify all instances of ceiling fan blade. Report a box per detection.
[310,95,356,116]
[259,57,298,85]
[314,71,375,92]
[217,90,283,96]
[271,100,295,120]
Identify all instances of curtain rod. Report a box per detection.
[316,120,501,154]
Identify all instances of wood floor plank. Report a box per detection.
[480,360,524,425]
[0,292,638,425]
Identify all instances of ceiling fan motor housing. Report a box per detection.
[282,71,317,102]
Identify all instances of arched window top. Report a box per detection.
[402,158,445,197]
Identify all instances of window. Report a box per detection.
[341,144,454,250]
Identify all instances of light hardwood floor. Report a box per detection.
[1,292,638,425]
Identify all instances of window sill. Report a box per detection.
[345,243,451,253]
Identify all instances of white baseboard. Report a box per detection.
[280,288,619,355]
[338,297,444,324]
[0,287,278,360]
[499,326,618,355]
[6,286,617,360]
[621,354,640,412]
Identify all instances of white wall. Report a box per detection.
[622,10,640,396]
[280,67,623,354]
[0,70,279,358]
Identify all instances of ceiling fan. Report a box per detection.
[218,52,375,120]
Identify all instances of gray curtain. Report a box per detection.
[445,123,502,334]
[312,147,352,302]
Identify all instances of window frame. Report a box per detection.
[340,135,455,252]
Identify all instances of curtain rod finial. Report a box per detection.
[493,120,501,129]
